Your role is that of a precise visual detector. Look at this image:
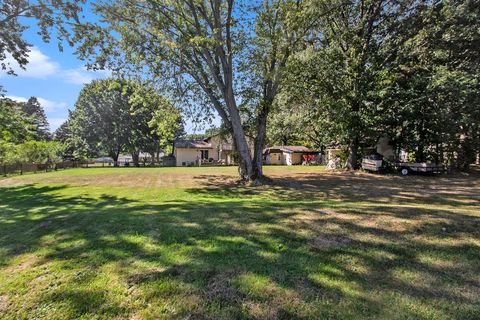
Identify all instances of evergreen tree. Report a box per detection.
[22,97,51,141]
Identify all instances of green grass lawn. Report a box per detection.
[0,166,479,319]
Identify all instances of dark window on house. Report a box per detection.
[201,150,209,159]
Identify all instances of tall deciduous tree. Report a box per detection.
[0,97,33,164]
[70,0,308,180]
[378,0,480,169]
[129,82,184,163]
[244,0,313,178]
[54,119,75,160]
[0,97,32,143]
[69,79,132,164]
[68,78,181,165]
[72,0,254,177]
[281,0,423,169]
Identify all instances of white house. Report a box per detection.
[173,134,254,166]
[264,146,319,165]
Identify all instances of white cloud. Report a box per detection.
[5,95,28,103]
[37,97,68,112]
[63,68,95,85]
[49,118,68,131]
[6,95,67,113]
[2,47,109,85]
[2,47,60,78]
[62,67,110,85]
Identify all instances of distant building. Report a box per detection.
[264,146,319,165]
[173,134,254,167]
[95,152,164,165]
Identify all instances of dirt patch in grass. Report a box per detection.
[127,266,175,287]
[244,300,281,320]
[204,270,244,303]
[5,253,38,273]
[0,295,8,312]
[310,234,353,250]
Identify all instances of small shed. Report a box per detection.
[264,146,319,165]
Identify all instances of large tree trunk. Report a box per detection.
[111,152,119,167]
[149,152,156,164]
[226,96,254,181]
[416,145,425,163]
[132,152,140,167]
[347,138,359,170]
[232,129,253,180]
[252,99,271,180]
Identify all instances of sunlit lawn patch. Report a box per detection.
[0,167,479,319]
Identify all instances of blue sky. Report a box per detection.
[1,17,217,133]
[1,16,112,131]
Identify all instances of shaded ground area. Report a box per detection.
[0,167,479,319]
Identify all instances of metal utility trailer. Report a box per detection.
[395,162,445,175]
[362,156,446,176]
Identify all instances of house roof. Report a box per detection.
[174,139,213,149]
[325,142,342,150]
[174,133,254,150]
[264,146,319,154]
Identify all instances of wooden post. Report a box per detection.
[20,163,23,175]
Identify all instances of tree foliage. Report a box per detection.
[0,97,67,168]
[2,0,479,173]
[0,0,84,75]
[0,97,32,143]
[377,0,480,168]
[66,0,310,179]
[274,0,480,169]
[21,97,51,140]
[68,78,183,165]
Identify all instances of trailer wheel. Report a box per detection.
[400,168,409,176]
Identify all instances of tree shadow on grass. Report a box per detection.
[191,172,480,207]
[0,182,479,319]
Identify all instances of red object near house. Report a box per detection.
[302,154,316,163]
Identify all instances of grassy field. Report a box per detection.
[0,166,479,319]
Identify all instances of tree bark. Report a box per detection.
[225,95,254,181]
[132,152,140,167]
[149,152,156,164]
[232,129,253,180]
[110,150,120,167]
[252,99,271,180]
[347,138,359,170]
[416,145,425,163]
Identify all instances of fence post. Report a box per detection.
[20,163,23,175]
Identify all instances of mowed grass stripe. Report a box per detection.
[0,167,479,319]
